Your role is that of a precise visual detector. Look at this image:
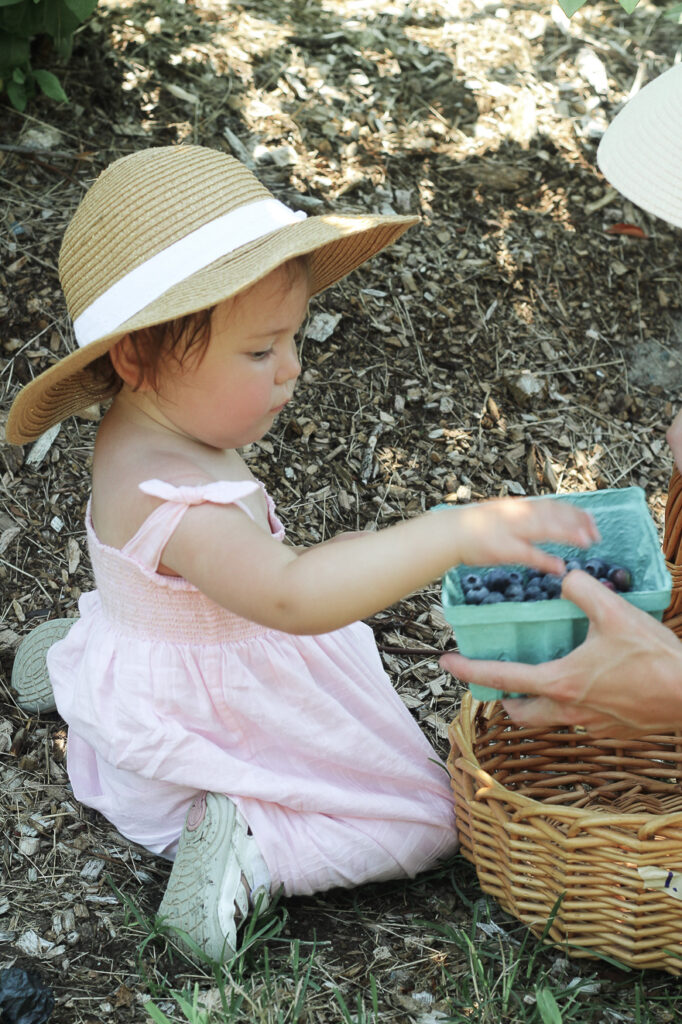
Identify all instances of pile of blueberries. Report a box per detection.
[460,556,633,605]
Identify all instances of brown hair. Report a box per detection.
[87,256,309,394]
[88,305,216,395]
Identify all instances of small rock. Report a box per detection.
[305,312,341,343]
[394,188,413,213]
[506,371,548,405]
[372,945,392,961]
[21,125,63,150]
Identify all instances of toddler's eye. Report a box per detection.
[250,348,273,361]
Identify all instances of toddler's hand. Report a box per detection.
[449,496,600,576]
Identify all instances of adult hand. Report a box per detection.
[440,570,682,737]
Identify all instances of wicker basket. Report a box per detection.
[446,470,682,974]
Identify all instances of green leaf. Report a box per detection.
[144,1003,173,1024]
[63,0,98,19]
[12,64,24,81]
[0,0,47,36]
[42,0,81,49]
[618,0,641,12]
[556,0,587,15]
[536,987,563,1024]
[6,76,27,110]
[33,67,68,101]
[664,1,682,20]
[0,32,30,70]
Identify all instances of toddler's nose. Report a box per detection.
[277,341,301,384]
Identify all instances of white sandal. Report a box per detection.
[11,618,75,713]
[157,792,271,962]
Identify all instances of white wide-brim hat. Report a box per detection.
[7,145,418,444]
[597,63,682,229]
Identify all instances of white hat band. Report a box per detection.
[73,198,307,347]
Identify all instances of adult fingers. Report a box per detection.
[501,696,584,728]
[439,651,552,696]
[559,568,623,625]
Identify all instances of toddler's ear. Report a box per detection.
[110,334,152,391]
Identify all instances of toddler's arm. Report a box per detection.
[161,495,598,635]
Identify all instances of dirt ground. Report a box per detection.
[1,0,682,1020]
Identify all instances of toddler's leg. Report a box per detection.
[157,792,271,962]
[11,618,74,713]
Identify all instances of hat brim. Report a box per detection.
[7,212,418,444]
[597,64,682,230]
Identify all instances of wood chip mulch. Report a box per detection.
[1,0,681,1019]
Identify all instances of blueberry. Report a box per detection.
[507,571,524,587]
[565,558,583,572]
[504,584,525,601]
[481,591,505,604]
[525,588,548,601]
[584,557,607,579]
[526,569,542,584]
[540,573,563,598]
[465,586,489,604]
[462,572,483,592]
[607,565,632,592]
[483,568,510,592]
[522,581,544,598]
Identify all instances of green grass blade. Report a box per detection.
[536,986,563,1024]
[145,1003,173,1024]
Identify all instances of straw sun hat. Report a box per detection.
[597,62,682,230]
[6,145,418,444]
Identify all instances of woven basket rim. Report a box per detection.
[449,693,682,829]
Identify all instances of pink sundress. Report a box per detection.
[48,478,458,896]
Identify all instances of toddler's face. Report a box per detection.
[150,264,308,449]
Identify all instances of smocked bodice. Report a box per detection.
[85,479,285,644]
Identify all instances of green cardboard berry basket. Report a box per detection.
[441,487,672,700]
